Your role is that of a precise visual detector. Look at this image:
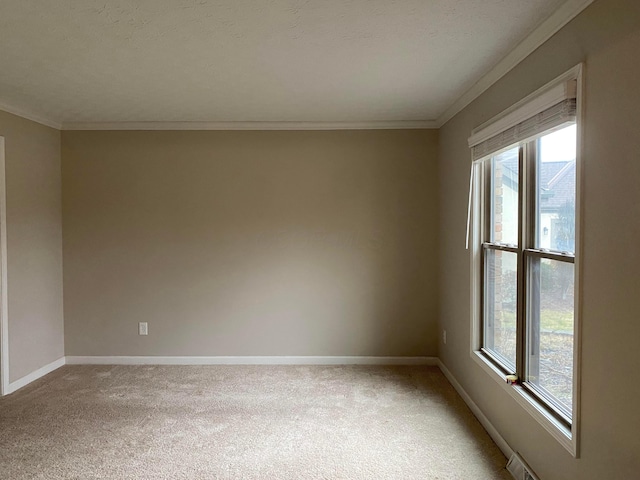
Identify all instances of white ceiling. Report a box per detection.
[0,0,581,128]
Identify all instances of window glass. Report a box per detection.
[526,258,574,414]
[536,125,577,253]
[484,248,518,370]
[491,147,520,245]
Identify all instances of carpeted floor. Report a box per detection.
[0,365,510,479]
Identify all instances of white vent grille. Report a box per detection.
[506,453,540,480]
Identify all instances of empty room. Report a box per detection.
[1,0,639,479]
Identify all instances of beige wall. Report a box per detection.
[62,130,439,357]
[438,0,640,478]
[0,110,64,382]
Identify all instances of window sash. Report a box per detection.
[523,252,574,426]
[482,244,518,373]
[521,381,572,428]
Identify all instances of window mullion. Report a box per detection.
[484,160,491,242]
[515,145,526,381]
[520,141,538,383]
[517,142,537,381]
[480,161,489,351]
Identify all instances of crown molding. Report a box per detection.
[0,101,61,130]
[61,120,437,131]
[435,0,595,128]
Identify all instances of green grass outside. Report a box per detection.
[540,309,573,333]
[496,309,573,333]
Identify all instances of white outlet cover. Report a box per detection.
[139,322,148,336]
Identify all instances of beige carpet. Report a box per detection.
[0,365,510,479]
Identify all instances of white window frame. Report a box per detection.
[468,64,583,457]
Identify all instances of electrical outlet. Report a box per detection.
[443,329,447,344]
[139,322,148,336]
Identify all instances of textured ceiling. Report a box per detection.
[0,0,568,126]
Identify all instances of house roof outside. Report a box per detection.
[498,150,576,213]
[540,161,576,212]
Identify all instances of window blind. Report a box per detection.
[471,99,576,161]
[468,79,577,162]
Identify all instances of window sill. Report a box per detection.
[471,350,577,457]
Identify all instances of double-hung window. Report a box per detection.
[468,66,582,455]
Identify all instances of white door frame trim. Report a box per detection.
[0,137,9,395]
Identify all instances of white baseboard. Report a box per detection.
[65,355,438,366]
[437,359,513,459]
[6,357,66,395]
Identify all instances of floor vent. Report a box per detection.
[506,452,540,480]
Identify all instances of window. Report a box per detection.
[468,66,581,455]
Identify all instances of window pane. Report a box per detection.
[484,249,517,370]
[491,147,519,245]
[526,258,574,415]
[536,125,576,253]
